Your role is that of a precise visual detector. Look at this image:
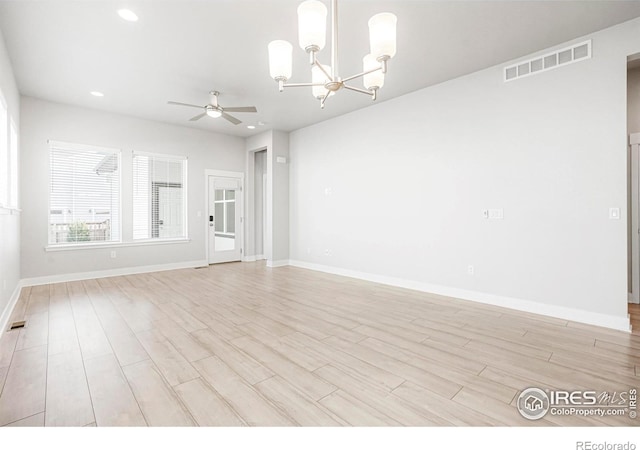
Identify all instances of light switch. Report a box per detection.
[276,156,287,164]
[489,209,504,220]
[609,208,620,220]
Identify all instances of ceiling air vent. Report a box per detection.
[504,40,591,82]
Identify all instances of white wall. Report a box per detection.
[20,97,244,280]
[271,130,289,263]
[290,18,640,329]
[0,27,20,326]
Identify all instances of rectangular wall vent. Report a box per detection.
[9,321,26,330]
[504,40,591,82]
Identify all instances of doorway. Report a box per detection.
[253,150,267,260]
[206,170,244,264]
[628,55,640,304]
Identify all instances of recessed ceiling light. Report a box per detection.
[247,125,256,129]
[90,91,104,97]
[117,9,138,22]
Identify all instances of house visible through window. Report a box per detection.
[133,153,187,240]
[49,141,121,245]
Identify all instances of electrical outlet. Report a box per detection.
[110,250,117,259]
[307,248,312,255]
[324,249,332,256]
[324,187,332,196]
[467,265,475,275]
[2,280,6,291]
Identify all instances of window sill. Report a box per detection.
[45,238,191,252]
[0,206,21,216]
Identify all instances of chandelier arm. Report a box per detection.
[320,94,329,109]
[313,58,334,81]
[282,82,326,88]
[343,84,376,97]
[341,66,384,84]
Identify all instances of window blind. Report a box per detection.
[9,120,17,208]
[0,96,7,207]
[49,142,121,245]
[132,153,187,240]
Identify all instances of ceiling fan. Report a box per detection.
[167,91,257,125]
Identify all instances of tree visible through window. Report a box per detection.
[48,142,121,245]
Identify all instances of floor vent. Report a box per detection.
[194,266,209,269]
[504,40,591,82]
[9,321,26,330]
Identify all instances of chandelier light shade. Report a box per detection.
[298,0,328,51]
[267,0,397,108]
[268,40,293,80]
[368,12,397,60]
[363,54,384,90]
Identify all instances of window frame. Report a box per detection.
[132,150,188,242]
[47,140,123,248]
[0,92,8,210]
[9,118,18,209]
[214,189,237,237]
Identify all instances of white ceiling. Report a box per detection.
[1,0,640,137]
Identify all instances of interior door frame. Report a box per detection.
[205,169,245,264]
[631,134,640,304]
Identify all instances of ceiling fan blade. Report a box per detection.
[221,112,242,125]
[189,112,207,121]
[168,101,203,109]
[222,106,257,113]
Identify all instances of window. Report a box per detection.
[9,120,17,208]
[49,141,121,245]
[133,153,187,240]
[214,188,236,236]
[0,94,7,208]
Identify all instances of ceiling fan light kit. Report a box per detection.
[268,0,397,109]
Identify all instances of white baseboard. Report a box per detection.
[0,281,24,333]
[242,254,265,263]
[21,260,208,287]
[288,259,631,332]
[267,259,290,268]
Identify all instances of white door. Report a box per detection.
[208,175,243,264]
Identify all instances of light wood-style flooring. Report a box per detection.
[630,303,640,336]
[0,262,638,426]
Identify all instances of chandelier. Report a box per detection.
[267,0,397,109]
